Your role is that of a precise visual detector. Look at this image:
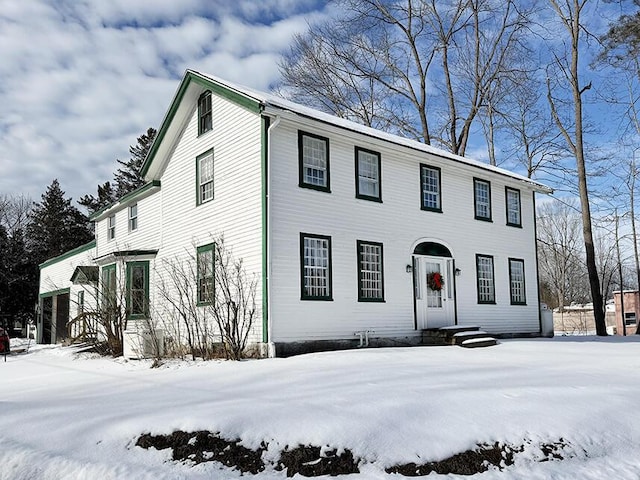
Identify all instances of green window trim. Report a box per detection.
[300,232,333,301]
[505,186,522,228]
[101,264,117,319]
[420,164,443,213]
[509,258,527,305]
[357,240,385,302]
[476,254,496,304]
[197,243,215,305]
[196,148,214,206]
[298,130,331,192]
[125,261,150,319]
[198,90,213,136]
[473,177,493,222]
[355,147,382,202]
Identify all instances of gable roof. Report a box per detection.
[141,69,552,193]
[70,265,99,284]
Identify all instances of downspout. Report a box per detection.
[266,114,281,357]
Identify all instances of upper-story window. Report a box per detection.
[474,178,492,221]
[420,164,442,212]
[505,187,522,227]
[107,214,116,241]
[197,149,214,205]
[198,91,212,135]
[355,147,381,202]
[128,204,138,232]
[299,131,330,192]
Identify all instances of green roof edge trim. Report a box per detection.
[140,70,263,178]
[89,180,161,221]
[39,240,96,269]
[39,287,71,299]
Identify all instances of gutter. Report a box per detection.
[265,113,281,356]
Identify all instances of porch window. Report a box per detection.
[474,178,492,221]
[355,147,381,202]
[129,203,138,232]
[126,261,149,319]
[506,187,521,227]
[509,258,526,305]
[197,149,214,204]
[197,243,215,305]
[107,214,116,241]
[198,91,212,135]
[420,164,442,212]
[300,233,332,300]
[476,254,495,304]
[101,264,117,321]
[299,131,330,192]
[357,241,384,301]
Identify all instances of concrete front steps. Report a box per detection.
[422,325,498,348]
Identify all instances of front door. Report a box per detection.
[414,256,455,329]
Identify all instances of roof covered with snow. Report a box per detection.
[190,70,552,194]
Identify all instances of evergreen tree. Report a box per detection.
[78,181,117,214]
[79,127,156,215]
[28,179,94,265]
[3,228,38,324]
[114,127,156,198]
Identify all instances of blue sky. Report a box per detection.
[0,0,330,203]
[0,0,637,210]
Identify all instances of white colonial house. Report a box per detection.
[38,69,552,356]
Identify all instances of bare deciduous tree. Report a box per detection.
[279,0,532,157]
[537,199,588,312]
[156,237,257,361]
[545,0,607,335]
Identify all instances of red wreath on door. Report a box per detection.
[427,272,444,291]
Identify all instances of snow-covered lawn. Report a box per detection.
[2,337,640,479]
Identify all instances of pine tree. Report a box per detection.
[114,127,156,198]
[79,127,157,215]
[78,181,117,214]
[28,179,94,264]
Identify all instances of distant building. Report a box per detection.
[613,291,640,336]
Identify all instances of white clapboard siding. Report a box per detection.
[39,245,97,295]
[268,117,541,342]
[153,89,264,343]
[94,190,163,259]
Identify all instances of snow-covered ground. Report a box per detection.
[2,336,640,479]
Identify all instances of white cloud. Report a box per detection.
[0,0,329,205]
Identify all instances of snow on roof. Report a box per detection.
[191,69,553,194]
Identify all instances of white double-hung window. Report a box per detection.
[421,164,442,212]
[506,187,522,227]
[299,131,330,191]
[474,178,492,221]
[476,254,495,304]
[355,147,381,201]
[197,149,214,204]
[300,233,332,300]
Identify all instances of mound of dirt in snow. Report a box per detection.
[136,431,576,477]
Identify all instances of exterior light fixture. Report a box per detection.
[455,268,461,276]
[406,264,413,273]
